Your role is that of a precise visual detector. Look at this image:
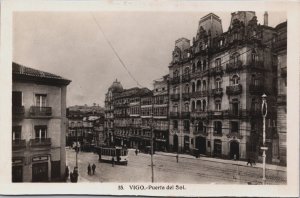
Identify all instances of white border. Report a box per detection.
[0,0,299,197]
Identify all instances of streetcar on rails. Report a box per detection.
[94,146,128,165]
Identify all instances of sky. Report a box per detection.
[13,11,286,107]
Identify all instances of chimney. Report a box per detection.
[264,11,268,26]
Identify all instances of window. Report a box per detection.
[192,63,196,73]
[215,58,221,67]
[173,105,178,112]
[203,60,207,70]
[191,101,196,112]
[196,80,201,91]
[12,91,22,107]
[232,100,239,115]
[173,86,177,94]
[197,61,201,70]
[173,70,179,77]
[184,67,190,75]
[35,94,47,107]
[230,122,239,133]
[12,126,21,140]
[35,126,47,140]
[184,103,189,112]
[196,100,201,111]
[215,100,221,111]
[198,121,204,132]
[202,100,207,111]
[251,50,257,62]
[192,82,196,93]
[214,121,222,134]
[232,75,239,85]
[216,78,222,89]
[231,53,240,65]
[183,120,190,131]
[173,120,178,129]
[202,80,206,91]
[184,84,190,93]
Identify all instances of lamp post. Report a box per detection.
[261,94,268,185]
[150,113,154,183]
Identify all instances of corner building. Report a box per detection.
[168,12,280,162]
[12,62,71,182]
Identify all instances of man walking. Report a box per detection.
[135,149,138,156]
[88,164,91,175]
[111,157,115,167]
[92,164,96,175]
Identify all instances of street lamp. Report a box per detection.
[261,94,268,185]
[150,113,154,183]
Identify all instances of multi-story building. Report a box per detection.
[168,11,278,161]
[153,75,169,151]
[12,62,71,182]
[273,21,287,165]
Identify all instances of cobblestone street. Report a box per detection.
[66,148,286,184]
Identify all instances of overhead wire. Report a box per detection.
[90,13,143,88]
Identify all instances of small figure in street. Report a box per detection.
[247,158,253,166]
[234,154,237,161]
[135,149,138,156]
[88,164,91,175]
[176,154,179,163]
[111,157,115,167]
[92,163,96,175]
[65,166,69,181]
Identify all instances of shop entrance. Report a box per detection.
[195,136,206,154]
[230,141,240,160]
[32,162,48,182]
[12,165,23,182]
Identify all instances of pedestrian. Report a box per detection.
[176,154,179,163]
[70,171,73,182]
[65,166,69,181]
[247,158,253,166]
[92,163,96,175]
[88,164,91,175]
[111,157,115,167]
[135,149,138,156]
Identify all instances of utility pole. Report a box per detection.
[76,126,78,168]
[261,94,268,185]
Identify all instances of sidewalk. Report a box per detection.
[155,151,286,172]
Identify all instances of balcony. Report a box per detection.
[213,132,223,137]
[191,111,208,119]
[226,132,243,139]
[170,94,180,101]
[30,138,51,147]
[193,130,208,136]
[249,84,264,95]
[225,60,243,72]
[181,112,190,119]
[12,139,26,150]
[170,76,180,84]
[210,66,223,76]
[208,111,223,119]
[223,110,248,119]
[29,106,52,117]
[170,112,180,119]
[191,90,209,98]
[226,84,242,95]
[211,88,223,97]
[182,93,190,101]
[12,106,25,118]
[182,74,191,83]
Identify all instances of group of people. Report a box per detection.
[65,166,78,183]
[87,163,97,175]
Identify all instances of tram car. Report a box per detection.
[94,146,128,165]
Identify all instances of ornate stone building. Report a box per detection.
[168,12,279,161]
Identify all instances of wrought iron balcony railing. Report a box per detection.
[170,112,180,119]
[211,88,223,97]
[182,93,191,100]
[226,84,242,95]
[12,139,26,150]
[208,111,223,118]
[29,106,52,117]
[30,138,51,147]
[181,112,190,119]
[210,66,223,76]
[226,60,243,72]
[226,132,243,139]
[170,94,180,101]
[190,111,208,119]
[190,90,209,98]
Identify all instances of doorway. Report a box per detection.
[32,162,48,182]
[173,135,178,152]
[196,136,206,154]
[230,141,240,159]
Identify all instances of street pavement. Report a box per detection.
[65,148,286,184]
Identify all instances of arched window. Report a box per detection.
[184,84,190,93]
[192,63,196,73]
[173,104,178,112]
[192,82,196,92]
[232,75,239,85]
[173,86,178,94]
[191,101,196,112]
[196,80,201,91]
[215,99,221,111]
[231,53,240,66]
[203,100,207,111]
[203,60,207,70]
[197,61,201,71]
[251,49,257,63]
[203,80,207,91]
[214,121,222,134]
[196,100,201,111]
[173,70,179,77]
[198,121,204,132]
[184,67,190,75]
[216,78,222,89]
[184,103,189,112]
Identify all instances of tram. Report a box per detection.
[94,146,128,165]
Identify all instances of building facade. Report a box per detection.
[12,62,71,182]
[168,12,279,161]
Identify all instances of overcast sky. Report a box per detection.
[13,11,286,107]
